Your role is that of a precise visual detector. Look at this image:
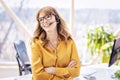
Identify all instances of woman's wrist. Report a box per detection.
[44,67,56,74]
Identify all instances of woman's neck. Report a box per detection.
[47,30,58,42]
[47,30,59,51]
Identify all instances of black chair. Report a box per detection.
[14,40,32,76]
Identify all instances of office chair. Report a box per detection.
[14,40,32,76]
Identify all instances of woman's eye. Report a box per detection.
[46,15,51,19]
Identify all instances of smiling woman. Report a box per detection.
[1,1,120,79]
[31,6,81,80]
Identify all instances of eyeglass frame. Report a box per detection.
[38,14,54,23]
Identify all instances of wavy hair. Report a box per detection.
[33,6,71,45]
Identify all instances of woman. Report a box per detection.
[31,6,81,80]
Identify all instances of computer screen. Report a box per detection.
[108,38,120,67]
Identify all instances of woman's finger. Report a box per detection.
[69,62,76,67]
[67,60,77,67]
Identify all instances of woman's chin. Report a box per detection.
[45,29,51,32]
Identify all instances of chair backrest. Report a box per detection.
[14,40,30,66]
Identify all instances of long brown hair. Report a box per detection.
[33,6,71,45]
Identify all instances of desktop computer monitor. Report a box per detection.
[108,38,120,67]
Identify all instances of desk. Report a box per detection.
[0,64,119,80]
[79,63,120,80]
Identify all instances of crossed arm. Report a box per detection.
[44,60,77,78]
[31,40,80,80]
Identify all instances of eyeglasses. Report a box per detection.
[38,14,52,23]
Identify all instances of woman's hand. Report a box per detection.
[63,60,77,78]
[44,60,76,75]
[67,60,77,68]
[44,67,56,74]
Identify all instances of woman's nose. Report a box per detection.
[43,18,47,23]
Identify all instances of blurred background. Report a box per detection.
[0,0,120,78]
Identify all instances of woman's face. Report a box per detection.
[38,12,57,32]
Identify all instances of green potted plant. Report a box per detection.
[86,25,117,63]
[114,70,120,80]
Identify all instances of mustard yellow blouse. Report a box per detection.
[31,38,81,80]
